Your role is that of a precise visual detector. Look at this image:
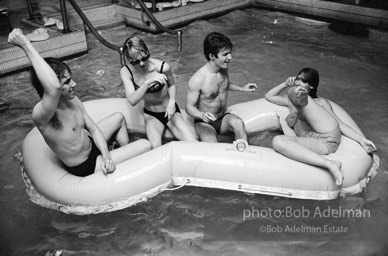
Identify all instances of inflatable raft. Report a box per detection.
[21,98,379,214]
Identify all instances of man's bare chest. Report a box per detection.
[49,107,84,133]
[202,76,229,99]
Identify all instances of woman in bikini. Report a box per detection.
[120,36,197,148]
[265,67,376,186]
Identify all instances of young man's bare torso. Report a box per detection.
[9,28,151,177]
[186,33,257,142]
[36,97,94,167]
[193,66,229,119]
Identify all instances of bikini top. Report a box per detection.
[125,62,167,93]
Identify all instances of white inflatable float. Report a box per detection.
[21,98,379,214]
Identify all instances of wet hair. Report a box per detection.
[30,57,72,99]
[123,36,150,62]
[298,67,319,98]
[203,32,232,61]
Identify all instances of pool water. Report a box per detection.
[1,7,388,256]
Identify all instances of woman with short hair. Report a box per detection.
[120,36,197,148]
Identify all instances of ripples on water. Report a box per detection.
[1,7,388,256]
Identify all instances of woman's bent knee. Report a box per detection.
[181,127,197,142]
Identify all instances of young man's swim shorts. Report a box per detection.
[194,113,231,134]
[64,137,101,177]
[143,103,181,126]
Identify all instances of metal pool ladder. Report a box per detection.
[25,0,183,67]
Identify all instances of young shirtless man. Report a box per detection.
[9,28,151,177]
[186,32,257,142]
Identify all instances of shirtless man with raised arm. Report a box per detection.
[9,28,151,177]
[186,32,257,142]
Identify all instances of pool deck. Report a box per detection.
[253,0,388,27]
[0,0,387,76]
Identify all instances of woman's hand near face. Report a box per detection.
[285,76,296,86]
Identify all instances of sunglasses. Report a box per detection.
[295,76,308,83]
[128,54,150,65]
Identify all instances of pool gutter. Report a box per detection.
[117,0,251,31]
[252,0,388,28]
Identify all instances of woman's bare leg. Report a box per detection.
[144,114,165,149]
[167,113,197,141]
[272,135,343,185]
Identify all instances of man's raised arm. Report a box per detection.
[8,28,61,125]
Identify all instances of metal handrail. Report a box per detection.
[25,0,182,64]
[134,0,182,51]
[59,0,126,65]
[25,0,42,20]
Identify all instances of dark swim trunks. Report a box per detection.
[143,103,181,126]
[194,113,231,134]
[64,137,101,177]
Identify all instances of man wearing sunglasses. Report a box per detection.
[186,32,257,143]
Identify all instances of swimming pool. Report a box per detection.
[1,7,388,255]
